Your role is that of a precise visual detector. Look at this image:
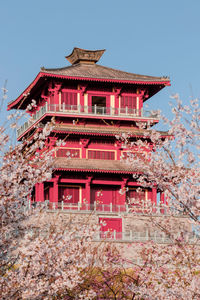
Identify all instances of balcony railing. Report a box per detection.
[45,201,184,216]
[17,103,160,137]
[26,220,199,244]
[93,230,199,244]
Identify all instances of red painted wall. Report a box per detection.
[99,217,122,239]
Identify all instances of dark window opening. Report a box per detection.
[92,96,106,107]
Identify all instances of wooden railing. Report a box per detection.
[25,202,198,244]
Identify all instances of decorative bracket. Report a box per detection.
[48,83,62,95]
[114,87,122,98]
[139,88,149,99]
[48,137,58,147]
[122,177,129,187]
[80,85,87,96]
[80,138,90,148]
[86,176,93,184]
[115,139,123,149]
[53,175,60,184]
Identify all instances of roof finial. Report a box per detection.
[65,47,105,65]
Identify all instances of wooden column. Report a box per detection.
[114,88,121,114]
[50,176,60,208]
[80,85,87,112]
[54,83,61,106]
[35,183,39,202]
[35,182,44,202]
[48,137,58,156]
[48,83,61,109]
[85,176,92,204]
[138,88,149,116]
[115,140,122,160]
[160,191,167,214]
[160,192,167,205]
[80,138,90,159]
[120,178,128,205]
[152,187,157,205]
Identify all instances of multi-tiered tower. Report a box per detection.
[8,48,172,240]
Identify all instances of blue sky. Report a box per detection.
[1,0,200,129]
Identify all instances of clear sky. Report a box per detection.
[1,0,200,129]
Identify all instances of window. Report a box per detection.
[121,95,137,114]
[56,148,80,158]
[92,96,106,107]
[122,151,146,160]
[61,92,77,110]
[88,150,115,160]
[88,95,110,114]
[127,188,146,209]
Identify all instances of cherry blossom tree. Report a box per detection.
[1,83,200,300]
[113,94,200,299]
[0,87,118,299]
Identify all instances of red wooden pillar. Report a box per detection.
[138,94,143,115]
[80,138,90,159]
[85,176,92,205]
[35,183,39,202]
[39,183,44,202]
[48,83,61,111]
[115,140,122,160]
[106,95,111,114]
[160,191,167,214]
[152,188,157,205]
[80,85,87,112]
[35,182,44,202]
[53,177,59,202]
[115,95,119,110]
[138,89,148,116]
[120,178,128,206]
[54,84,61,108]
[160,192,165,205]
[114,88,121,114]
[48,137,58,158]
[50,176,59,208]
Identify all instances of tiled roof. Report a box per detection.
[41,63,169,83]
[54,158,134,173]
[53,125,170,137]
[8,48,170,111]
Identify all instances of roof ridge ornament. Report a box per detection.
[65,47,105,65]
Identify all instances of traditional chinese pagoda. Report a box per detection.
[8,48,172,239]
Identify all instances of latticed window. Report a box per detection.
[92,139,114,144]
[61,92,77,109]
[121,95,137,110]
[56,148,80,158]
[127,188,146,207]
[88,150,115,160]
[122,151,145,160]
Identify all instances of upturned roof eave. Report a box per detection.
[8,71,170,110]
[7,72,43,110]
